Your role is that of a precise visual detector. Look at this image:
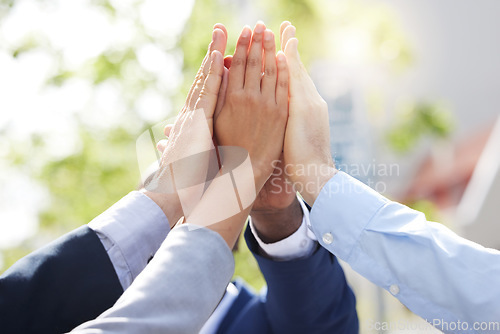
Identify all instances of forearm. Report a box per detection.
[142,190,183,229]
[183,159,269,248]
[71,224,234,334]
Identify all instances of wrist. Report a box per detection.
[141,190,183,228]
[250,197,303,243]
[299,165,337,205]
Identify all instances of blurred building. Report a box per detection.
[402,116,500,249]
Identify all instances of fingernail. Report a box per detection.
[241,26,251,38]
[254,21,265,34]
[277,51,286,62]
[264,29,273,41]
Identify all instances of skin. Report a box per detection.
[151,22,290,248]
[214,22,289,191]
[146,26,228,229]
[241,21,339,244]
[214,23,299,244]
[279,21,338,205]
[249,21,338,243]
[154,20,335,247]
[250,155,303,244]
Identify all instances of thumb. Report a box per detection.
[163,124,174,137]
[157,139,169,154]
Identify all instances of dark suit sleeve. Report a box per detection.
[245,225,359,334]
[0,226,123,334]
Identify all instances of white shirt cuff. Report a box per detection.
[249,197,317,261]
[88,191,170,290]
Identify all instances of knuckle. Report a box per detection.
[252,34,263,43]
[278,79,288,89]
[278,61,288,71]
[194,79,204,91]
[264,67,276,77]
[304,99,327,112]
[232,57,245,67]
[264,100,277,110]
[317,99,328,111]
[193,71,203,84]
[239,34,251,45]
[198,87,217,101]
[197,71,207,83]
[247,57,260,68]
[227,91,243,104]
[264,40,275,51]
[245,92,259,104]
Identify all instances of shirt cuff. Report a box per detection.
[88,191,170,290]
[249,197,317,261]
[309,171,388,261]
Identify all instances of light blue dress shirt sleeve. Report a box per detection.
[309,171,500,334]
[70,224,235,334]
[88,191,170,290]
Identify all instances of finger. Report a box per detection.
[163,124,174,137]
[214,67,229,120]
[224,55,232,69]
[244,21,266,91]
[188,29,227,109]
[213,23,228,44]
[157,139,169,154]
[212,25,228,56]
[281,25,296,53]
[261,29,277,98]
[194,50,225,123]
[227,26,252,92]
[284,37,301,70]
[275,51,289,108]
[284,37,317,99]
[280,21,292,50]
[186,29,217,107]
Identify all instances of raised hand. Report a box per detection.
[215,22,289,193]
[144,26,227,227]
[279,21,337,205]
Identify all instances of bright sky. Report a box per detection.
[0,0,194,250]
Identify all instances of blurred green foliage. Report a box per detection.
[407,199,442,225]
[387,102,454,154]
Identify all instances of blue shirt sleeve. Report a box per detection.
[310,171,500,333]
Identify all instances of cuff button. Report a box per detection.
[322,232,334,245]
[389,284,400,295]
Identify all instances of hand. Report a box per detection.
[215,22,289,193]
[280,21,337,205]
[144,25,227,226]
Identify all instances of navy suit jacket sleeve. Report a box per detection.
[0,226,123,334]
[245,225,359,334]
